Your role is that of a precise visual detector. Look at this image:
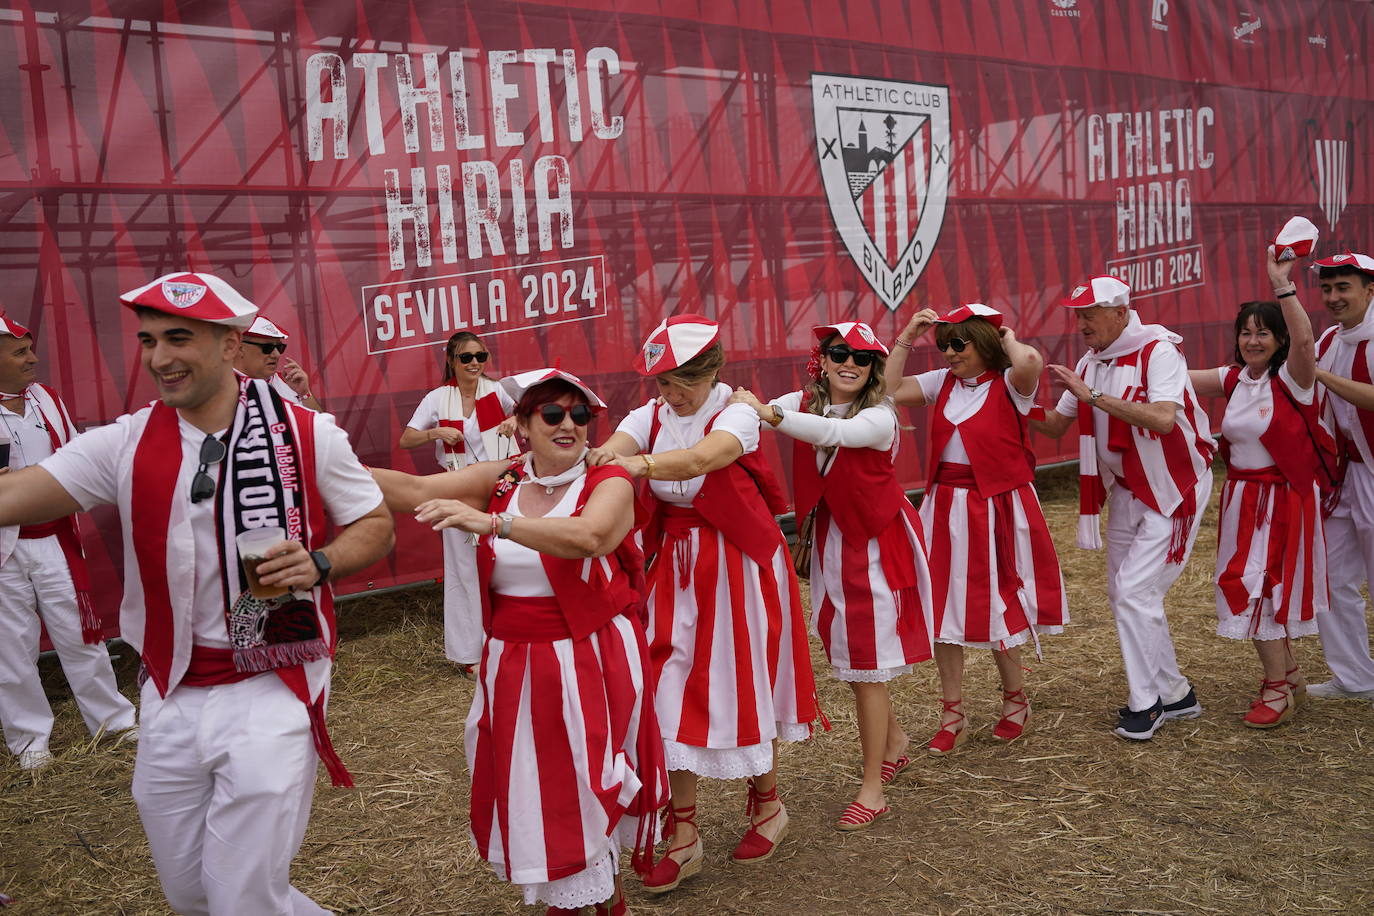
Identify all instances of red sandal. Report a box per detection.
[641,804,702,894]
[731,778,789,863]
[880,754,911,785]
[1286,665,1307,708]
[992,688,1031,742]
[1244,678,1294,729]
[836,799,890,832]
[926,698,967,755]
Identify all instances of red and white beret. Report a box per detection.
[245,316,289,340]
[1312,252,1374,279]
[935,303,1003,328]
[1270,216,1319,262]
[813,321,888,355]
[120,272,258,329]
[1063,276,1131,309]
[0,313,32,340]
[634,313,720,376]
[500,368,608,413]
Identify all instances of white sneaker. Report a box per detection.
[18,748,53,771]
[1306,680,1374,700]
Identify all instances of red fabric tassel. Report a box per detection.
[76,592,104,645]
[308,697,354,788]
[1165,514,1192,565]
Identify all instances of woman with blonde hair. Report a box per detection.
[399,331,515,673]
[732,321,933,830]
[886,304,1068,753]
[588,314,821,893]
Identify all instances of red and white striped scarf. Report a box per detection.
[438,376,509,470]
[0,384,102,643]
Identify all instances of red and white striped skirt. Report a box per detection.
[812,502,934,680]
[919,470,1068,648]
[646,511,819,776]
[467,606,667,905]
[1215,469,1326,640]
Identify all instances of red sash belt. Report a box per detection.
[18,520,64,539]
[1227,466,1286,485]
[180,645,260,687]
[489,593,572,642]
[658,504,710,589]
[659,503,709,530]
[932,461,978,488]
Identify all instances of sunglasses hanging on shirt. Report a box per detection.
[190,434,227,503]
[538,403,593,427]
[823,346,878,368]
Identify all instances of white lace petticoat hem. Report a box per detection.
[1216,612,1320,642]
[520,847,618,909]
[833,664,913,683]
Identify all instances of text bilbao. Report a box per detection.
[305,49,625,271]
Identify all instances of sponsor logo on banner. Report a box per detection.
[1309,35,1328,48]
[1151,0,1168,31]
[1234,13,1261,42]
[162,281,207,309]
[1087,107,1216,299]
[812,73,951,311]
[1311,140,1352,228]
[1051,0,1082,17]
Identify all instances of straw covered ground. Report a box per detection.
[4,467,1374,915]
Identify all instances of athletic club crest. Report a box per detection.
[162,280,208,309]
[642,342,666,371]
[812,73,951,311]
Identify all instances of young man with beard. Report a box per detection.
[0,273,393,915]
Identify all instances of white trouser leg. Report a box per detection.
[0,550,53,755]
[23,537,136,736]
[1318,467,1374,691]
[441,527,483,664]
[132,675,332,916]
[1105,474,1209,712]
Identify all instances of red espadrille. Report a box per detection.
[731,779,789,863]
[836,800,890,832]
[641,805,702,894]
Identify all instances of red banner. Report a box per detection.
[1,1,1369,633]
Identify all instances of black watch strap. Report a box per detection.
[308,549,332,587]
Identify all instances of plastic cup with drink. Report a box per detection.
[235,526,291,600]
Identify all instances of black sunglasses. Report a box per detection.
[248,341,286,355]
[936,337,970,353]
[538,403,593,427]
[455,351,490,364]
[824,346,878,368]
[190,435,227,504]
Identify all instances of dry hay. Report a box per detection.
[4,466,1374,915]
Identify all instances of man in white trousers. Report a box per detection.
[1033,277,1215,739]
[234,315,323,410]
[1307,252,1374,700]
[0,312,136,770]
[0,273,393,915]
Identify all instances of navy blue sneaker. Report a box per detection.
[1113,698,1165,740]
[1161,687,1202,720]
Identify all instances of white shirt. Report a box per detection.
[41,410,383,648]
[767,391,897,471]
[0,398,55,472]
[407,382,516,468]
[1216,363,1313,470]
[488,478,589,598]
[916,368,1037,463]
[1055,342,1191,479]
[616,383,759,506]
[270,374,307,408]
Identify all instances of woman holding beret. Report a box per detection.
[732,321,933,830]
[885,304,1068,753]
[588,314,821,893]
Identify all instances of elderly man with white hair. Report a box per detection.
[1033,277,1215,740]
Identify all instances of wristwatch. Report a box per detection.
[496,513,515,538]
[308,549,332,587]
[1088,388,1104,405]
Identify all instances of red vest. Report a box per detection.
[1317,328,1374,463]
[792,418,905,543]
[926,372,1035,499]
[639,403,789,568]
[1221,367,1324,491]
[478,464,646,641]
